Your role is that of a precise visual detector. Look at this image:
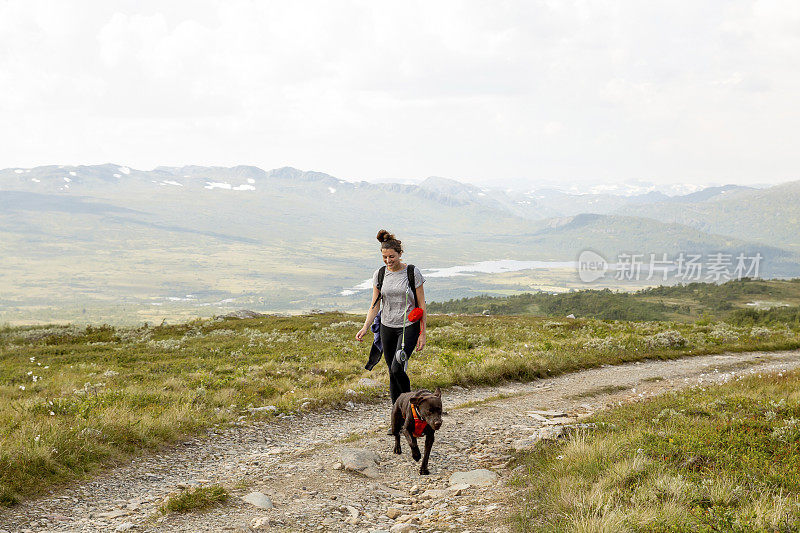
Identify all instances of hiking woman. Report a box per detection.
[356,229,426,404]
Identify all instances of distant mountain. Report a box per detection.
[616,181,800,252]
[0,164,797,324]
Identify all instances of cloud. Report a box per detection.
[0,0,799,186]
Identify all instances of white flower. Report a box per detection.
[30,357,35,362]
[19,385,25,390]
[49,411,55,416]
[27,371,33,376]
[32,376,39,382]
[37,362,41,366]
[34,435,40,442]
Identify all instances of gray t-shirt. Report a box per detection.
[373,265,425,328]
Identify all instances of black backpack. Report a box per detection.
[371,264,418,309]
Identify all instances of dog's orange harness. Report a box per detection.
[410,404,428,437]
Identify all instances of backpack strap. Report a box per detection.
[407,264,418,308]
[371,266,386,309]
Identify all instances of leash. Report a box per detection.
[398,282,409,371]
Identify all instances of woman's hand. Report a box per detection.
[416,331,426,351]
[356,327,368,342]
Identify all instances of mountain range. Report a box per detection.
[0,163,797,324]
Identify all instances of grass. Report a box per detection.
[1,312,799,506]
[159,485,229,514]
[510,369,800,532]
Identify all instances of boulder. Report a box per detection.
[340,448,380,478]
[243,492,274,509]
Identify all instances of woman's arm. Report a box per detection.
[415,283,426,350]
[356,286,381,341]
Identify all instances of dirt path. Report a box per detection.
[3,349,800,533]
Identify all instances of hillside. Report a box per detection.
[428,277,800,322]
[1,164,798,324]
[617,180,800,253]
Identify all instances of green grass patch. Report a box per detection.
[511,370,800,532]
[1,312,799,505]
[159,485,229,514]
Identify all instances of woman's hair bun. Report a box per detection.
[377,229,395,243]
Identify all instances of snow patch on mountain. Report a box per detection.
[205,182,232,190]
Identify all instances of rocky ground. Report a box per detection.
[3,349,800,533]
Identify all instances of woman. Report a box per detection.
[356,229,426,405]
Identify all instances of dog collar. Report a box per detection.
[410,404,428,437]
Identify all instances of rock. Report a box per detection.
[409,485,419,495]
[386,508,403,519]
[340,448,380,478]
[333,462,344,470]
[249,405,277,413]
[243,492,274,509]
[449,469,499,487]
[420,489,448,500]
[377,484,405,497]
[345,505,360,520]
[358,378,382,388]
[115,523,135,532]
[390,523,418,533]
[512,436,541,451]
[218,309,266,319]
[566,314,575,319]
[527,410,568,418]
[251,517,271,530]
[97,509,130,519]
[537,426,567,440]
[526,412,549,422]
[447,483,470,496]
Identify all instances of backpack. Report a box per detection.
[371,264,418,309]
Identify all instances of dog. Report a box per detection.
[391,387,443,475]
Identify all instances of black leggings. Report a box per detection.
[380,321,420,405]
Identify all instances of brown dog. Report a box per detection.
[391,388,443,475]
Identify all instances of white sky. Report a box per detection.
[1,1,799,188]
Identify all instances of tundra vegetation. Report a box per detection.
[511,369,800,532]
[1,304,799,507]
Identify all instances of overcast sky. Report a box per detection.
[1,1,798,188]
